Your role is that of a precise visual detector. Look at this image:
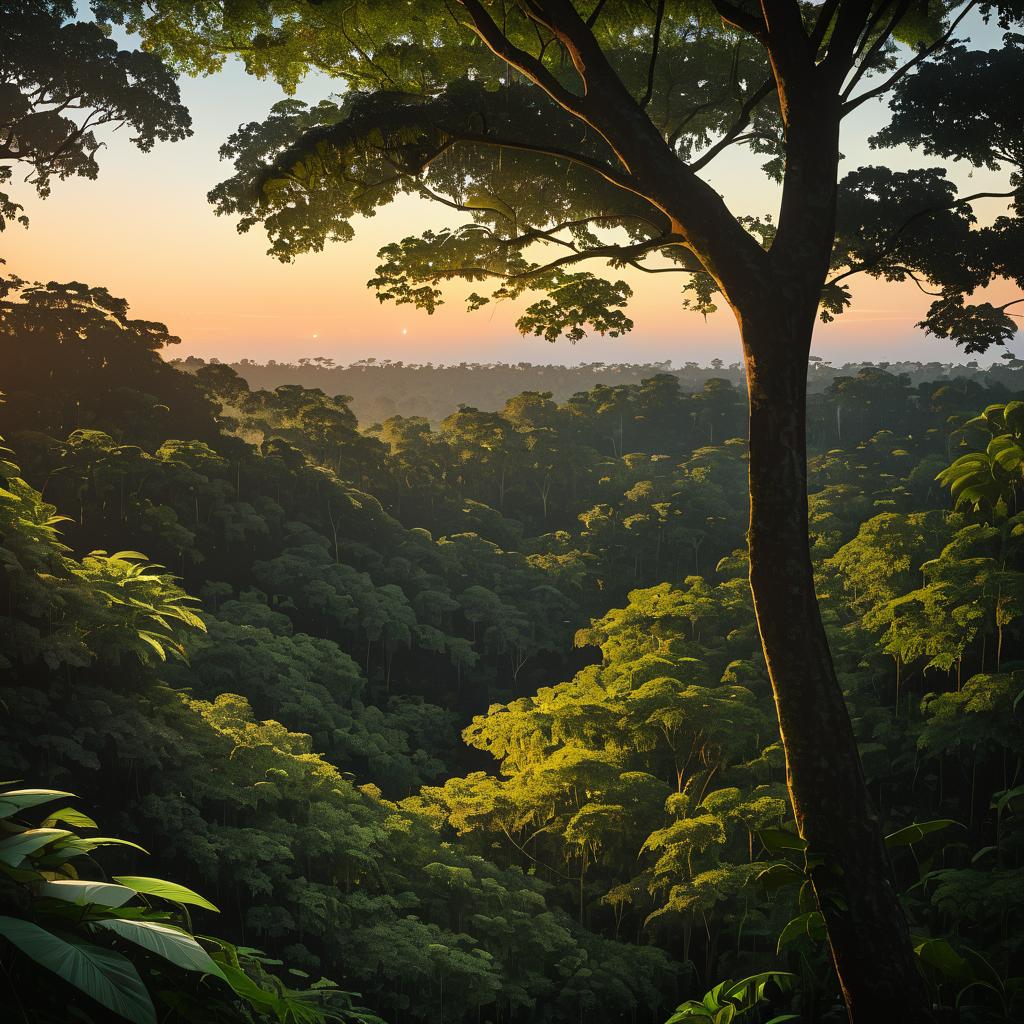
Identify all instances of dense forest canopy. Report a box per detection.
[79,0,1023,1014]
[1,277,1023,1024]
[1,1,1023,1023]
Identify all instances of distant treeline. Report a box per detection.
[173,354,1024,426]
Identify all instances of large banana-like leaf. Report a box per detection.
[0,915,156,1024]
[217,960,280,1009]
[41,879,137,907]
[0,828,72,867]
[884,818,960,848]
[0,789,75,820]
[112,875,220,912]
[96,919,227,980]
[50,836,148,860]
[40,806,98,830]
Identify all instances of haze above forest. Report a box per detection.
[176,355,1024,426]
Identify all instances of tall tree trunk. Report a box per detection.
[741,310,931,1023]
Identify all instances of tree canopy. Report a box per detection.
[0,1,190,229]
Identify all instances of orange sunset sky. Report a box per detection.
[4,15,1017,367]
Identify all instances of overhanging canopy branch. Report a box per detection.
[460,0,771,288]
[841,0,979,113]
[839,0,915,101]
[827,188,1021,289]
[457,0,591,118]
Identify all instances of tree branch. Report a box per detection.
[460,0,771,299]
[818,0,874,87]
[809,0,842,53]
[827,190,1019,288]
[640,0,667,109]
[585,0,611,29]
[841,0,916,101]
[710,0,768,41]
[427,235,687,285]
[456,130,642,196]
[759,0,814,93]
[842,0,977,115]
[689,77,776,172]
[457,0,588,119]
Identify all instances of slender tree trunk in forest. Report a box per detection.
[740,299,931,1022]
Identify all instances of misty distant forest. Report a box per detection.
[3,2,1024,1024]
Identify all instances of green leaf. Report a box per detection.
[53,836,148,860]
[96,920,226,980]
[776,911,825,952]
[0,789,76,820]
[0,861,44,883]
[136,632,167,660]
[41,880,136,908]
[992,784,1024,817]
[756,827,806,853]
[914,938,970,983]
[112,876,219,913]
[41,806,98,830]
[884,819,960,848]
[0,828,72,867]
[722,970,795,1004]
[218,961,279,1009]
[755,863,803,892]
[0,915,156,1024]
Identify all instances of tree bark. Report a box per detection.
[741,306,932,1023]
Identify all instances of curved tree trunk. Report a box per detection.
[741,309,932,1023]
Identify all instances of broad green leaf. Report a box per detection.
[41,880,136,908]
[52,836,148,859]
[756,827,806,853]
[992,784,1024,817]
[96,919,226,980]
[0,861,44,883]
[0,915,156,1024]
[884,819,960,848]
[776,911,825,952]
[113,876,219,913]
[218,961,279,1008]
[914,938,970,982]
[722,971,795,1004]
[0,789,75,820]
[755,863,803,891]
[0,828,72,867]
[42,806,98,830]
